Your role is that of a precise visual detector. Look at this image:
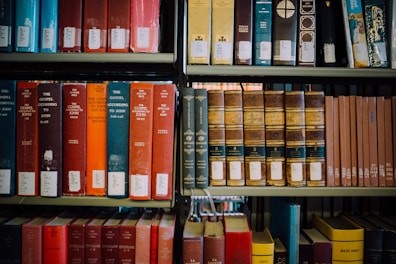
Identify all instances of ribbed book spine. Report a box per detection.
[182,88,196,189]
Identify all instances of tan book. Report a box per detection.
[211,0,235,65]
[325,96,334,187]
[368,97,378,186]
[355,96,364,186]
[333,97,340,186]
[187,0,211,64]
[376,96,386,187]
[384,98,394,186]
[362,97,370,186]
[349,96,358,186]
[338,96,351,186]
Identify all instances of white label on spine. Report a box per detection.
[40,171,57,197]
[191,40,208,58]
[0,26,9,47]
[42,27,54,49]
[249,161,262,180]
[301,42,314,62]
[18,172,35,195]
[156,173,168,196]
[130,174,148,197]
[238,41,252,60]
[63,27,76,48]
[68,171,81,192]
[259,41,271,60]
[270,162,283,180]
[214,41,232,60]
[229,161,242,180]
[111,28,126,49]
[291,163,303,181]
[137,27,149,48]
[88,28,101,49]
[107,172,125,196]
[211,161,224,180]
[324,43,336,63]
[92,170,105,188]
[0,169,11,194]
[309,162,322,181]
[17,26,30,48]
[279,40,292,61]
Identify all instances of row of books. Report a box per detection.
[187,0,396,68]
[0,208,176,264]
[0,80,176,200]
[181,86,396,189]
[0,0,162,53]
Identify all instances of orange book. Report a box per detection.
[362,97,370,186]
[135,210,155,263]
[130,0,160,53]
[376,96,386,187]
[152,84,176,200]
[384,99,394,186]
[368,97,378,186]
[158,213,176,264]
[129,82,154,200]
[349,96,358,186]
[86,83,108,196]
[338,96,351,186]
[325,96,334,187]
[333,98,340,186]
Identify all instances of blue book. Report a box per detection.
[0,0,14,52]
[40,0,58,53]
[253,0,272,66]
[107,82,130,198]
[14,0,40,52]
[270,197,301,264]
[0,80,16,196]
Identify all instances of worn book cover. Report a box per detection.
[158,213,176,264]
[183,220,204,264]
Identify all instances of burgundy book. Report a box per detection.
[102,213,125,264]
[38,83,62,197]
[69,217,92,264]
[119,212,139,264]
[234,0,253,65]
[204,221,225,264]
[62,83,86,196]
[16,81,39,196]
[108,0,131,52]
[182,220,204,264]
[58,0,82,52]
[83,0,108,52]
[85,213,111,264]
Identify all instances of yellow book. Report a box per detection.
[252,227,274,264]
[211,0,234,65]
[188,0,211,64]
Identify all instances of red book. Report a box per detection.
[152,83,176,200]
[130,0,160,53]
[135,210,155,263]
[338,96,351,187]
[43,214,76,264]
[129,82,154,200]
[16,81,39,196]
[224,215,252,263]
[102,213,124,264]
[158,213,176,264]
[119,212,139,264]
[58,0,82,52]
[108,0,131,52]
[83,0,108,52]
[151,212,162,264]
[85,213,111,264]
[62,83,86,196]
[69,217,92,264]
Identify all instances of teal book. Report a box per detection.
[107,82,130,198]
[270,197,300,264]
[40,0,58,53]
[0,0,14,52]
[14,0,40,52]
[0,80,16,196]
[253,0,272,66]
[182,88,196,189]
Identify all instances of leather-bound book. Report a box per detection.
[234,0,253,65]
[182,220,204,264]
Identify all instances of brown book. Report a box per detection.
[62,83,86,196]
[355,96,364,186]
[208,89,226,186]
[297,0,316,66]
[338,96,351,186]
[273,238,288,264]
[349,96,358,186]
[83,0,108,52]
[158,213,176,264]
[135,210,155,264]
[69,217,92,264]
[183,220,204,264]
[102,213,124,264]
[85,213,111,264]
[362,97,370,186]
[234,0,253,65]
[243,90,266,186]
[204,221,225,264]
[325,96,334,187]
[368,97,378,186]
[224,90,245,186]
[118,212,139,264]
[107,0,130,52]
[376,96,386,187]
[58,0,82,52]
[333,97,340,186]
[384,98,394,186]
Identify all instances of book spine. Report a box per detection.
[85,224,102,264]
[225,90,245,186]
[272,0,299,65]
[152,84,176,200]
[253,0,272,66]
[107,82,130,198]
[129,82,154,200]
[376,96,386,187]
[40,0,58,53]
[102,224,120,264]
[119,218,137,264]
[38,83,62,197]
[43,225,69,264]
[285,91,306,187]
[362,96,370,186]
[135,212,153,264]
[83,0,108,52]
[187,0,211,64]
[14,0,39,52]
[130,0,160,53]
[349,96,358,186]
[108,0,130,52]
[368,96,378,186]
[182,88,196,189]
[22,221,44,264]
[62,83,86,196]
[333,97,341,186]
[183,239,204,264]
[158,214,176,264]
[304,91,325,187]
[204,235,225,263]
[194,88,209,188]
[0,0,14,52]
[58,0,82,52]
[234,0,253,65]
[86,83,107,196]
[338,96,352,186]
[384,98,394,186]
[243,90,266,186]
[211,0,235,65]
[355,96,364,186]
[208,89,226,186]
[324,96,334,187]
[0,80,16,196]
[297,0,316,66]
[69,222,86,264]
[392,0,396,69]
[16,82,39,196]
[264,90,286,186]
[317,0,337,66]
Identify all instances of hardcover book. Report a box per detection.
[273,237,288,264]
[301,228,332,264]
[38,82,62,197]
[182,220,204,264]
[299,232,314,264]
[0,0,13,52]
[135,210,155,263]
[118,212,139,264]
[108,0,130,52]
[355,96,364,186]
[338,96,351,186]
[224,215,252,263]
[234,0,253,65]
[317,0,337,66]
[102,213,124,264]
[150,211,162,264]
[16,81,39,196]
[376,96,386,187]
[362,96,370,186]
[158,213,176,264]
[333,98,340,186]
[58,0,82,52]
[129,82,154,200]
[69,216,92,264]
[85,212,111,264]
[107,82,130,198]
[0,80,16,196]
[83,0,108,52]
[204,220,225,264]
[297,0,316,66]
[130,0,160,53]
[187,0,211,64]
[392,0,396,69]
[252,227,275,264]
[384,99,394,186]
[368,96,378,186]
[86,83,107,196]
[152,83,176,200]
[62,83,86,196]
[14,0,39,52]
[40,0,58,53]
[325,95,334,186]
[253,0,272,66]
[349,96,358,186]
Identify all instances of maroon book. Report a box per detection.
[119,212,139,264]
[83,0,108,52]
[62,83,86,196]
[69,217,91,264]
[234,0,253,65]
[58,0,82,52]
[183,220,204,264]
[16,81,39,196]
[102,213,125,264]
[108,0,131,52]
[85,213,110,264]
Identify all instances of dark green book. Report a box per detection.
[182,88,196,189]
